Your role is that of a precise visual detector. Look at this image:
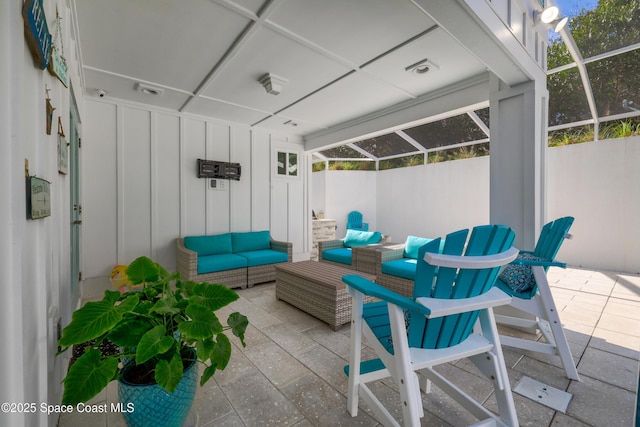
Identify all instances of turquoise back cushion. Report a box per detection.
[184,233,232,256]
[343,230,382,247]
[232,230,271,253]
[404,236,434,259]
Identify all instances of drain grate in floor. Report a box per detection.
[513,376,573,413]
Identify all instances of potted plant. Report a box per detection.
[58,256,248,426]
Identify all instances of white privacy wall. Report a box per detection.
[316,170,377,238]
[82,100,307,280]
[376,156,490,242]
[315,157,490,244]
[547,137,640,273]
[314,137,640,274]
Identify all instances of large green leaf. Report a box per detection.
[62,349,118,405]
[126,256,160,285]
[102,290,123,305]
[151,296,180,315]
[154,353,183,393]
[196,338,215,361]
[135,325,174,364]
[59,294,139,346]
[107,318,152,347]
[200,363,217,387]
[178,280,196,297]
[190,283,239,311]
[227,312,248,347]
[116,294,140,313]
[178,304,221,340]
[211,333,231,371]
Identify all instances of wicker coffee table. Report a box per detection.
[275,261,376,331]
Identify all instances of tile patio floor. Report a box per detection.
[58,265,640,426]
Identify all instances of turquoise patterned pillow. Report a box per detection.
[499,253,547,293]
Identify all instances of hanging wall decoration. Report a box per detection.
[48,6,68,87]
[45,85,55,135]
[22,0,51,70]
[57,117,68,174]
[26,176,51,220]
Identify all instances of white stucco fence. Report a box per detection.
[313,136,640,274]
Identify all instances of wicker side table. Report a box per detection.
[352,243,404,275]
[275,261,376,330]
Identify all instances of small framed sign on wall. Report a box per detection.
[26,176,51,219]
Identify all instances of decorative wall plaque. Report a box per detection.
[22,0,51,70]
[27,176,51,219]
[48,6,68,87]
[58,118,68,174]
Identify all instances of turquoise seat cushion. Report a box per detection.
[381,258,418,280]
[322,248,353,265]
[184,233,232,256]
[497,252,547,297]
[236,249,288,267]
[232,230,271,253]
[343,229,382,248]
[197,253,247,274]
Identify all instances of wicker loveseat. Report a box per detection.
[176,230,292,289]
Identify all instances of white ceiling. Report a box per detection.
[73,0,521,140]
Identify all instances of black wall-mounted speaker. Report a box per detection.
[197,159,241,180]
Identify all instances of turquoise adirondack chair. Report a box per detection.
[346,211,368,231]
[343,225,520,426]
[495,216,579,380]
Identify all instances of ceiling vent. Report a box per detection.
[405,58,439,74]
[136,83,165,96]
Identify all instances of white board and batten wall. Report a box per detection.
[82,99,309,283]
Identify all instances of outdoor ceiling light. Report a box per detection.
[550,16,569,32]
[539,6,560,23]
[259,73,288,95]
[534,6,569,32]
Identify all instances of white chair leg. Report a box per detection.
[347,290,364,416]
[477,309,519,426]
[389,304,423,427]
[417,371,432,394]
[532,267,580,381]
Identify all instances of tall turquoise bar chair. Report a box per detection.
[495,216,579,380]
[343,225,520,426]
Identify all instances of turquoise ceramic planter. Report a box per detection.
[118,348,198,427]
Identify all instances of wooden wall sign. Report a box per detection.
[48,7,68,87]
[57,118,68,174]
[22,0,51,70]
[46,96,55,135]
[27,176,51,220]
